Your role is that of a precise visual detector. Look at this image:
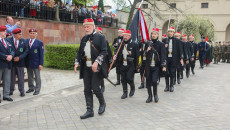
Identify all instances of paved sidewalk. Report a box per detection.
[0,62,230,130]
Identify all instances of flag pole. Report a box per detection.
[139,0,144,8]
[168,15,171,30]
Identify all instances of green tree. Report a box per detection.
[98,0,104,12]
[73,0,94,6]
[174,14,215,42]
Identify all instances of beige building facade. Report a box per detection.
[117,0,230,42]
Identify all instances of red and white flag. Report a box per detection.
[139,8,149,43]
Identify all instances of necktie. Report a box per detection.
[29,39,32,48]
[15,40,18,50]
[1,39,7,49]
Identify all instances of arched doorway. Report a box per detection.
[225,24,230,42]
[162,19,175,35]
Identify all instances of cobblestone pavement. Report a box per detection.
[0,62,230,130]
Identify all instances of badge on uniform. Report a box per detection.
[34,49,38,53]
[20,48,23,52]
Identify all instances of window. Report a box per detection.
[170,3,176,8]
[201,3,208,8]
[143,4,148,9]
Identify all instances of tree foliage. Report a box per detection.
[98,0,104,12]
[174,14,215,42]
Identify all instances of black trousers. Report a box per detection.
[121,64,135,85]
[191,58,196,70]
[165,57,176,79]
[83,67,103,97]
[199,54,206,67]
[146,66,159,88]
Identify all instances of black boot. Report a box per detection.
[177,72,181,84]
[173,74,176,85]
[170,77,174,92]
[95,93,106,115]
[129,82,135,97]
[153,82,159,103]
[146,87,152,103]
[138,82,145,89]
[115,74,120,85]
[164,78,169,92]
[121,82,128,99]
[80,94,94,119]
[101,80,105,93]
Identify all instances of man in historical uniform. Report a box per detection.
[8,28,28,97]
[74,19,107,119]
[189,35,198,75]
[112,28,124,85]
[173,32,185,84]
[0,25,15,102]
[227,42,230,63]
[25,29,44,95]
[213,42,220,64]
[145,28,166,103]
[198,37,209,69]
[182,34,194,78]
[162,27,183,92]
[138,39,148,89]
[95,27,113,93]
[113,30,139,99]
[222,41,228,63]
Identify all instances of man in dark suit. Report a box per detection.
[189,35,198,75]
[74,19,107,119]
[25,29,44,95]
[0,25,15,102]
[8,28,28,97]
[162,27,184,92]
[113,30,139,99]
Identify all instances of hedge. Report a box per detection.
[45,43,115,70]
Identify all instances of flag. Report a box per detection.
[138,8,149,43]
[93,5,98,10]
[128,9,139,42]
[206,36,208,42]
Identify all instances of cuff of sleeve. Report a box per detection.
[95,55,104,65]
[74,59,79,65]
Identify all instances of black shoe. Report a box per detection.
[3,97,13,101]
[121,93,127,99]
[98,103,106,115]
[9,92,13,96]
[154,94,159,103]
[26,89,34,93]
[186,72,189,78]
[177,78,181,84]
[33,91,39,95]
[20,93,25,97]
[80,111,94,119]
[170,85,174,92]
[146,96,152,103]
[164,87,169,92]
[138,83,144,89]
[192,70,195,75]
[129,90,135,97]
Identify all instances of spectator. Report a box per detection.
[86,7,92,18]
[66,3,70,11]
[5,16,21,34]
[97,7,102,25]
[29,0,39,18]
[92,9,96,24]
[73,6,78,23]
[81,4,86,18]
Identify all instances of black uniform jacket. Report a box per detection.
[75,31,107,79]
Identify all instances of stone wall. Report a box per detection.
[0,16,118,45]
